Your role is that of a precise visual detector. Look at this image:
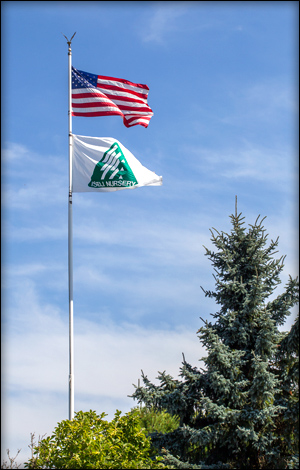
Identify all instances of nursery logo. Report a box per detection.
[88,142,138,188]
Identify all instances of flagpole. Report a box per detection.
[64,32,76,420]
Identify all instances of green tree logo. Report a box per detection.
[88,142,138,189]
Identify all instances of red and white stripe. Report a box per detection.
[72,74,153,128]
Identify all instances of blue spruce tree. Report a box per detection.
[131,212,299,469]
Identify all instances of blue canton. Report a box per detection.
[72,67,98,89]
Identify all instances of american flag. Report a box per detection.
[71,67,153,128]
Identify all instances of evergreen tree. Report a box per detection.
[131,213,299,469]
[273,312,299,468]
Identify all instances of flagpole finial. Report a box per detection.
[62,32,76,48]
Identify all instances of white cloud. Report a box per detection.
[220,143,296,184]
[2,222,67,241]
[74,215,211,266]
[2,182,66,211]
[3,263,47,279]
[183,140,297,190]
[1,142,67,210]
[139,4,188,44]
[1,142,30,161]
[2,288,204,466]
[137,3,234,45]
[220,79,297,129]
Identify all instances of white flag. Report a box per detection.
[72,135,162,192]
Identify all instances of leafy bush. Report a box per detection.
[24,409,166,469]
[136,406,180,435]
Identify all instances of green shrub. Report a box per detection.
[24,409,166,469]
[136,406,180,435]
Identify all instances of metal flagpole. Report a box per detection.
[63,32,76,420]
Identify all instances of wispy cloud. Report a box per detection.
[221,79,297,127]
[2,142,31,161]
[139,4,188,44]
[182,139,297,191]
[1,143,67,210]
[2,277,204,465]
[2,222,67,241]
[137,2,243,45]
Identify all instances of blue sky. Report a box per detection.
[1,1,299,465]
